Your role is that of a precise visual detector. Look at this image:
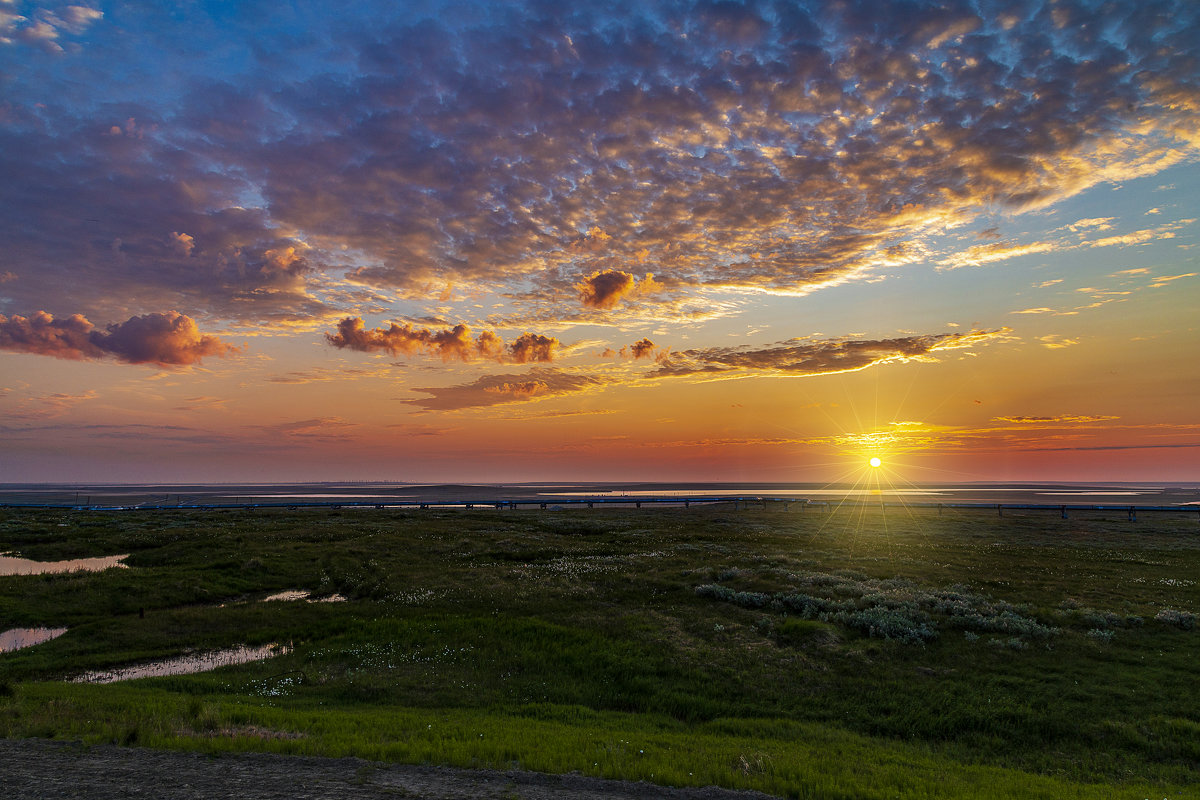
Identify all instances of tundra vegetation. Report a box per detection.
[0,505,1197,798]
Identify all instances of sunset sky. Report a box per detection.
[2,0,1198,484]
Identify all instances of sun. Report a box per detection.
[869,456,882,468]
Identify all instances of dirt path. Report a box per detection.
[0,738,782,799]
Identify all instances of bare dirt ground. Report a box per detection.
[0,738,782,799]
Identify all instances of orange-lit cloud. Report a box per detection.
[939,241,1058,269]
[483,380,551,398]
[1036,335,1079,349]
[325,317,558,364]
[1149,273,1197,288]
[993,415,1120,424]
[0,311,238,366]
[507,333,558,364]
[653,330,1003,378]
[620,338,657,359]
[266,365,392,384]
[5,2,1198,324]
[577,271,662,309]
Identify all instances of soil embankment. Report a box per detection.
[0,738,780,799]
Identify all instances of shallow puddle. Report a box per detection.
[262,590,346,603]
[0,553,128,576]
[72,643,291,683]
[0,627,68,653]
[263,590,311,602]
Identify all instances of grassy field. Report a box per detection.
[1,504,1197,798]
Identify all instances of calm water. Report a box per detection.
[1,482,1198,507]
[71,643,291,683]
[0,553,128,576]
[0,627,67,653]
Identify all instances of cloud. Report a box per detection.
[1026,442,1200,452]
[5,0,1197,327]
[652,329,1004,378]
[1036,335,1079,349]
[1148,272,1197,288]
[384,423,462,436]
[1067,217,1116,232]
[1089,229,1174,248]
[325,317,559,364]
[941,218,1194,270]
[0,310,239,366]
[0,0,1195,377]
[484,380,552,399]
[577,271,662,309]
[0,311,98,360]
[171,231,195,257]
[19,390,98,419]
[938,241,1058,269]
[1085,219,1193,249]
[254,417,358,440]
[622,337,657,359]
[483,408,619,421]
[0,421,241,446]
[171,396,229,412]
[265,365,391,384]
[406,368,604,411]
[1,3,102,52]
[507,333,559,364]
[993,415,1119,424]
[60,6,104,33]
[93,312,239,365]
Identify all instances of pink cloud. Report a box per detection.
[0,310,239,366]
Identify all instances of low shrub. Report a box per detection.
[1154,608,1196,630]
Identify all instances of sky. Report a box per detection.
[1,0,1198,485]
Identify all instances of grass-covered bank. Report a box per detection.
[1,505,1197,797]
[1,682,1178,800]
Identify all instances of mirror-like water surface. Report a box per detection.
[0,627,67,653]
[0,553,128,576]
[72,643,291,683]
[263,590,311,602]
[263,590,346,603]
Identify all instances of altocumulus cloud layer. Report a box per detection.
[0,0,1197,360]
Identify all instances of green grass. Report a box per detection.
[1,505,1198,798]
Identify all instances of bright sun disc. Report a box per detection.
[869,457,882,468]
